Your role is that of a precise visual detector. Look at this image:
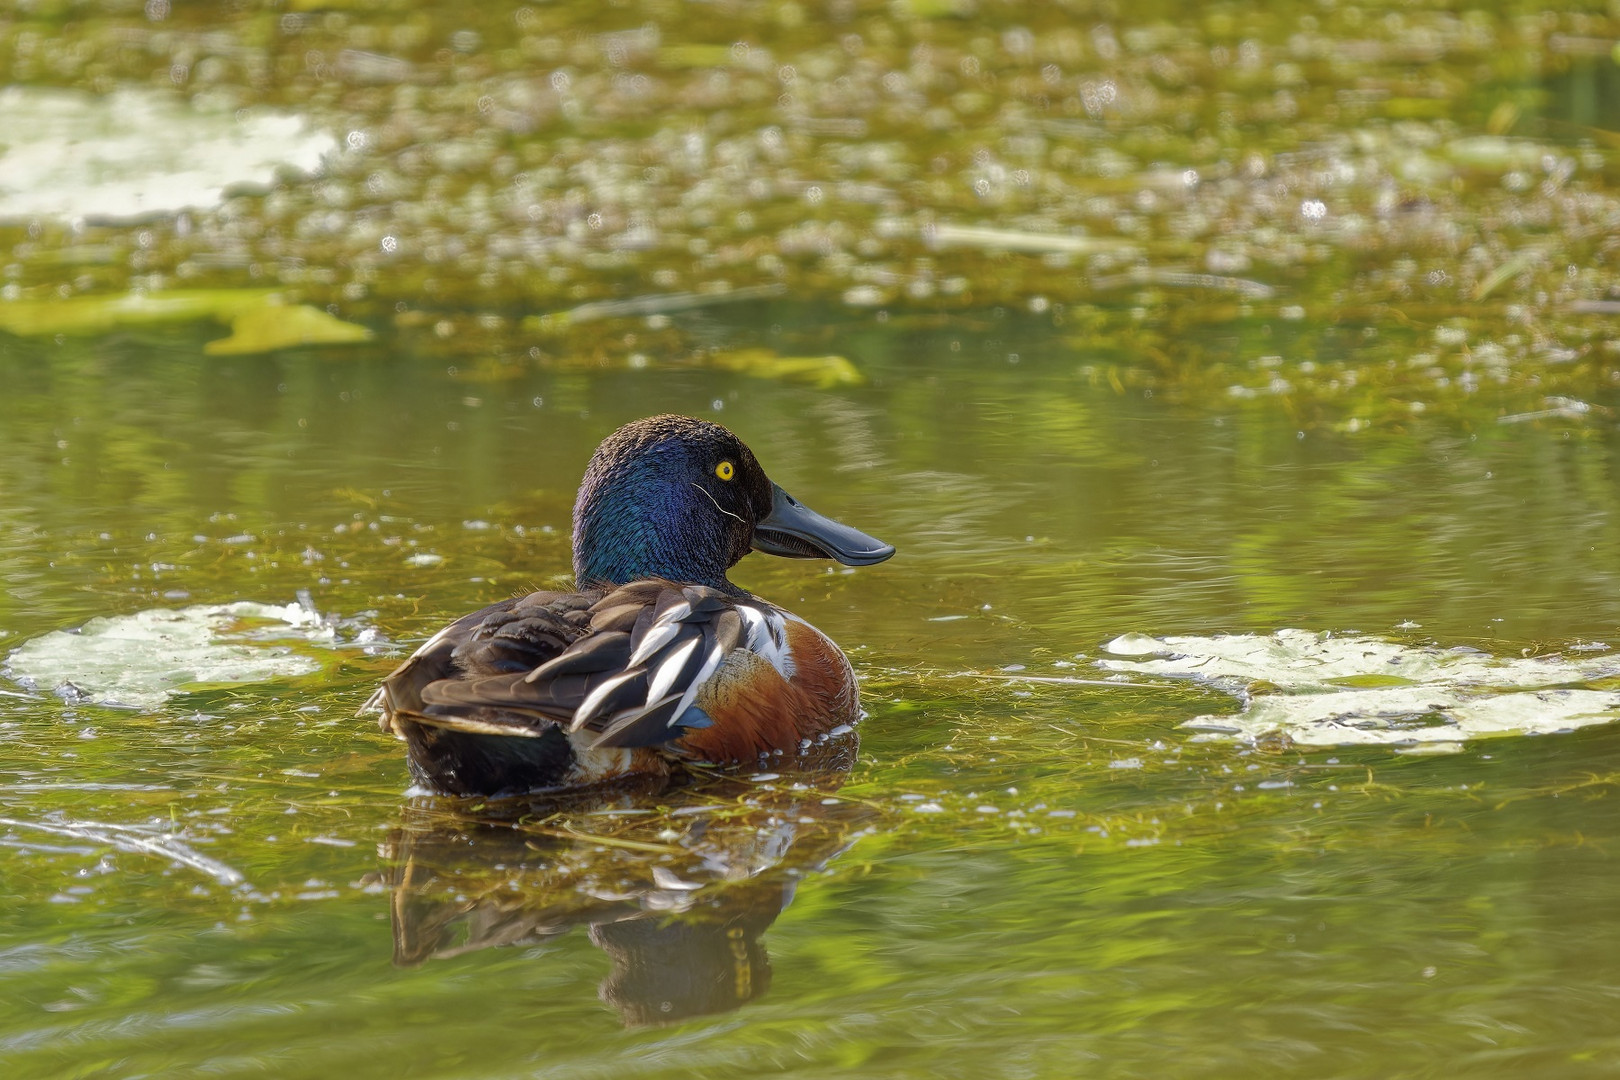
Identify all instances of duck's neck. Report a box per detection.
[571,475,740,592]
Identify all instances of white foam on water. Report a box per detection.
[0,87,335,223]
[4,601,335,710]
[1100,629,1620,748]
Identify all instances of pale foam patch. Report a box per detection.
[0,87,335,223]
[1099,629,1620,748]
[4,601,346,710]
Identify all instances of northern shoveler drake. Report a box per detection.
[364,414,895,796]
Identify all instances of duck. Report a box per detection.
[364,414,895,797]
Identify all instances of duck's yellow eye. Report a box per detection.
[715,460,735,481]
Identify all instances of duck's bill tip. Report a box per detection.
[752,484,895,566]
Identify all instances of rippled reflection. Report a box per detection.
[379,739,875,1026]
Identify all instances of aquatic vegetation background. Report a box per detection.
[4,1,1620,1077]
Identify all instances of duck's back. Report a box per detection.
[368,581,861,795]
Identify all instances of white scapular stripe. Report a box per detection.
[736,603,769,649]
[569,668,645,732]
[628,619,684,668]
[644,635,701,705]
[736,602,793,678]
[669,639,728,727]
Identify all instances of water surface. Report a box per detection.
[5,1,1620,1077]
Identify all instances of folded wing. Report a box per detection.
[370,581,790,752]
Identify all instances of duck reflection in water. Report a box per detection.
[379,735,879,1026]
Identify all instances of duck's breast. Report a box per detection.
[676,615,859,762]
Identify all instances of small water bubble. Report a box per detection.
[1080,79,1117,116]
[1301,199,1327,221]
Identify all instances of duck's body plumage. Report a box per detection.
[366,415,892,796]
[370,580,858,795]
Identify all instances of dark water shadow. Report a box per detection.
[378,735,880,1026]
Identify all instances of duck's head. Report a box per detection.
[572,415,894,590]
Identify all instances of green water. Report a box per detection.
[5,322,1620,1077]
[5,0,1620,1077]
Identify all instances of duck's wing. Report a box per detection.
[392,581,791,750]
[362,589,597,735]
